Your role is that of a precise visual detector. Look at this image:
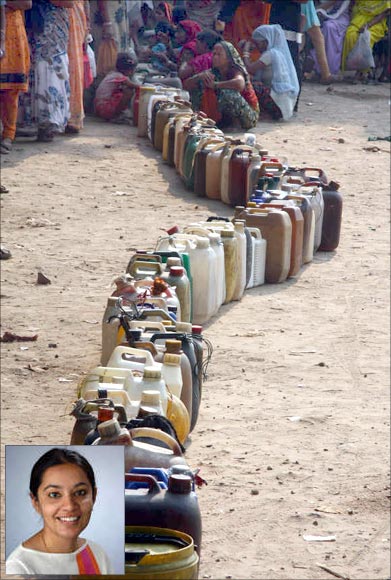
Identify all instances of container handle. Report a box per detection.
[129,427,183,456]
[125,473,161,494]
[206,216,230,222]
[299,167,328,184]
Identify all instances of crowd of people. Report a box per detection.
[0,0,390,154]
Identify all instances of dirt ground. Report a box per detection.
[1,81,390,580]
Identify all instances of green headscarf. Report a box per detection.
[213,40,250,83]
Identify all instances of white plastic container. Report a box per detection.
[147,93,169,141]
[79,366,133,397]
[174,234,216,325]
[232,221,247,301]
[220,144,234,205]
[297,185,324,252]
[82,388,138,420]
[107,345,160,374]
[161,353,183,399]
[127,366,168,415]
[183,225,225,314]
[247,227,267,288]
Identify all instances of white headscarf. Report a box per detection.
[252,24,299,120]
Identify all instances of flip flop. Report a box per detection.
[0,138,12,154]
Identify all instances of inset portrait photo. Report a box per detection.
[5,445,125,576]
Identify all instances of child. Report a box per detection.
[94,51,139,122]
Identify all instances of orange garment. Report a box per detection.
[223,1,271,49]
[0,8,30,91]
[0,90,19,140]
[0,8,30,140]
[67,1,87,130]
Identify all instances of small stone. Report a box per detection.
[48,343,57,348]
[267,466,273,471]
[36,272,51,285]
[317,362,326,367]
[348,509,354,515]
[251,489,259,495]
[313,521,318,526]
[338,138,345,143]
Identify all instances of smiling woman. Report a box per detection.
[5,448,115,575]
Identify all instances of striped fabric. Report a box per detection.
[76,545,101,575]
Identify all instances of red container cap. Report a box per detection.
[169,266,184,276]
[192,325,202,334]
[271,158,279,162]
[98,407,114,422]
[167,225,180,235]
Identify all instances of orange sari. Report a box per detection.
[0,8,30,140]
[67,1,87,130]
[223,1,271,49]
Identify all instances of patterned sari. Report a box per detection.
[19,0,70,134]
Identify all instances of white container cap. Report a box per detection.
[196,237,210,249]
[140,390,162,406]
[176,322,192,333]
[143,366,162,380]
[163,353,181,366]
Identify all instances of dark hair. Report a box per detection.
[116,51,138,73]
[155,21,175,38]
[30,448,96,499]
[196,29,221,50]
[172,7,187,25]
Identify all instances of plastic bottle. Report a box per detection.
[161,353,183,399]
[191,325,204,400]
[246,227,267,288]
[85,406,115,444]
[208,232,226,313]
[92,418,132,445]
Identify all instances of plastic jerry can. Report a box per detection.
[165,266,191,323]
[150,331,200,432]
[155,102,193,152]
[101,296,123,366]
[205,142,227,200]
[257,201,304,277]
[233,219,253,291]
[137,86,158,137]
[297,185,324,252]
[231,221,247,301]
[69,399,126,445]
[246,227,266,288]
[229,147,254,207]
[174,116,193,174]
[165,391,190,445]
[83,388,137,420]
[107,346,158,373]
[193,139,225,197]
[128,260,164,280]
[246,153,262,201]
[234,206,291,284]
[286,194,315,264]
[122,525,199,579]
[148,95,169,143]
[319,188,343,251]
[124,427,187,471]
[220,229,238,303]
[181,131,205,190]
[125,473,202,555]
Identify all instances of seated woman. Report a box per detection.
[313,0,351,77]
[94,51,139,121]
[242,25,299,121]
[179,29,221,85]
[185,40,259,130]
[342,0,390,76]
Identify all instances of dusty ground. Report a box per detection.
[1,81,390,580]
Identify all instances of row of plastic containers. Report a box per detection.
[70,85,343,579]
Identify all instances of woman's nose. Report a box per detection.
[61,494,78,510]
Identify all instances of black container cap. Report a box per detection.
[168,474,192,494]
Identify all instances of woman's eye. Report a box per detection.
[48,492,60,498]
[76,489,87,496]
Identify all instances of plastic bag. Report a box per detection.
[345,28,375,71]
[87,44,97,79]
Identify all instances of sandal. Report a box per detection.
[37,127,54,143]
[65,125,80,134]
[0,138,12,154]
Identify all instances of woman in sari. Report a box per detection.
[66,0,88,133]
[0,0,31,154]
[342,0,390,71]
[312,0,351,76]
[243,24,299,120]
[187,40,259,130]
[18,0,73,142]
